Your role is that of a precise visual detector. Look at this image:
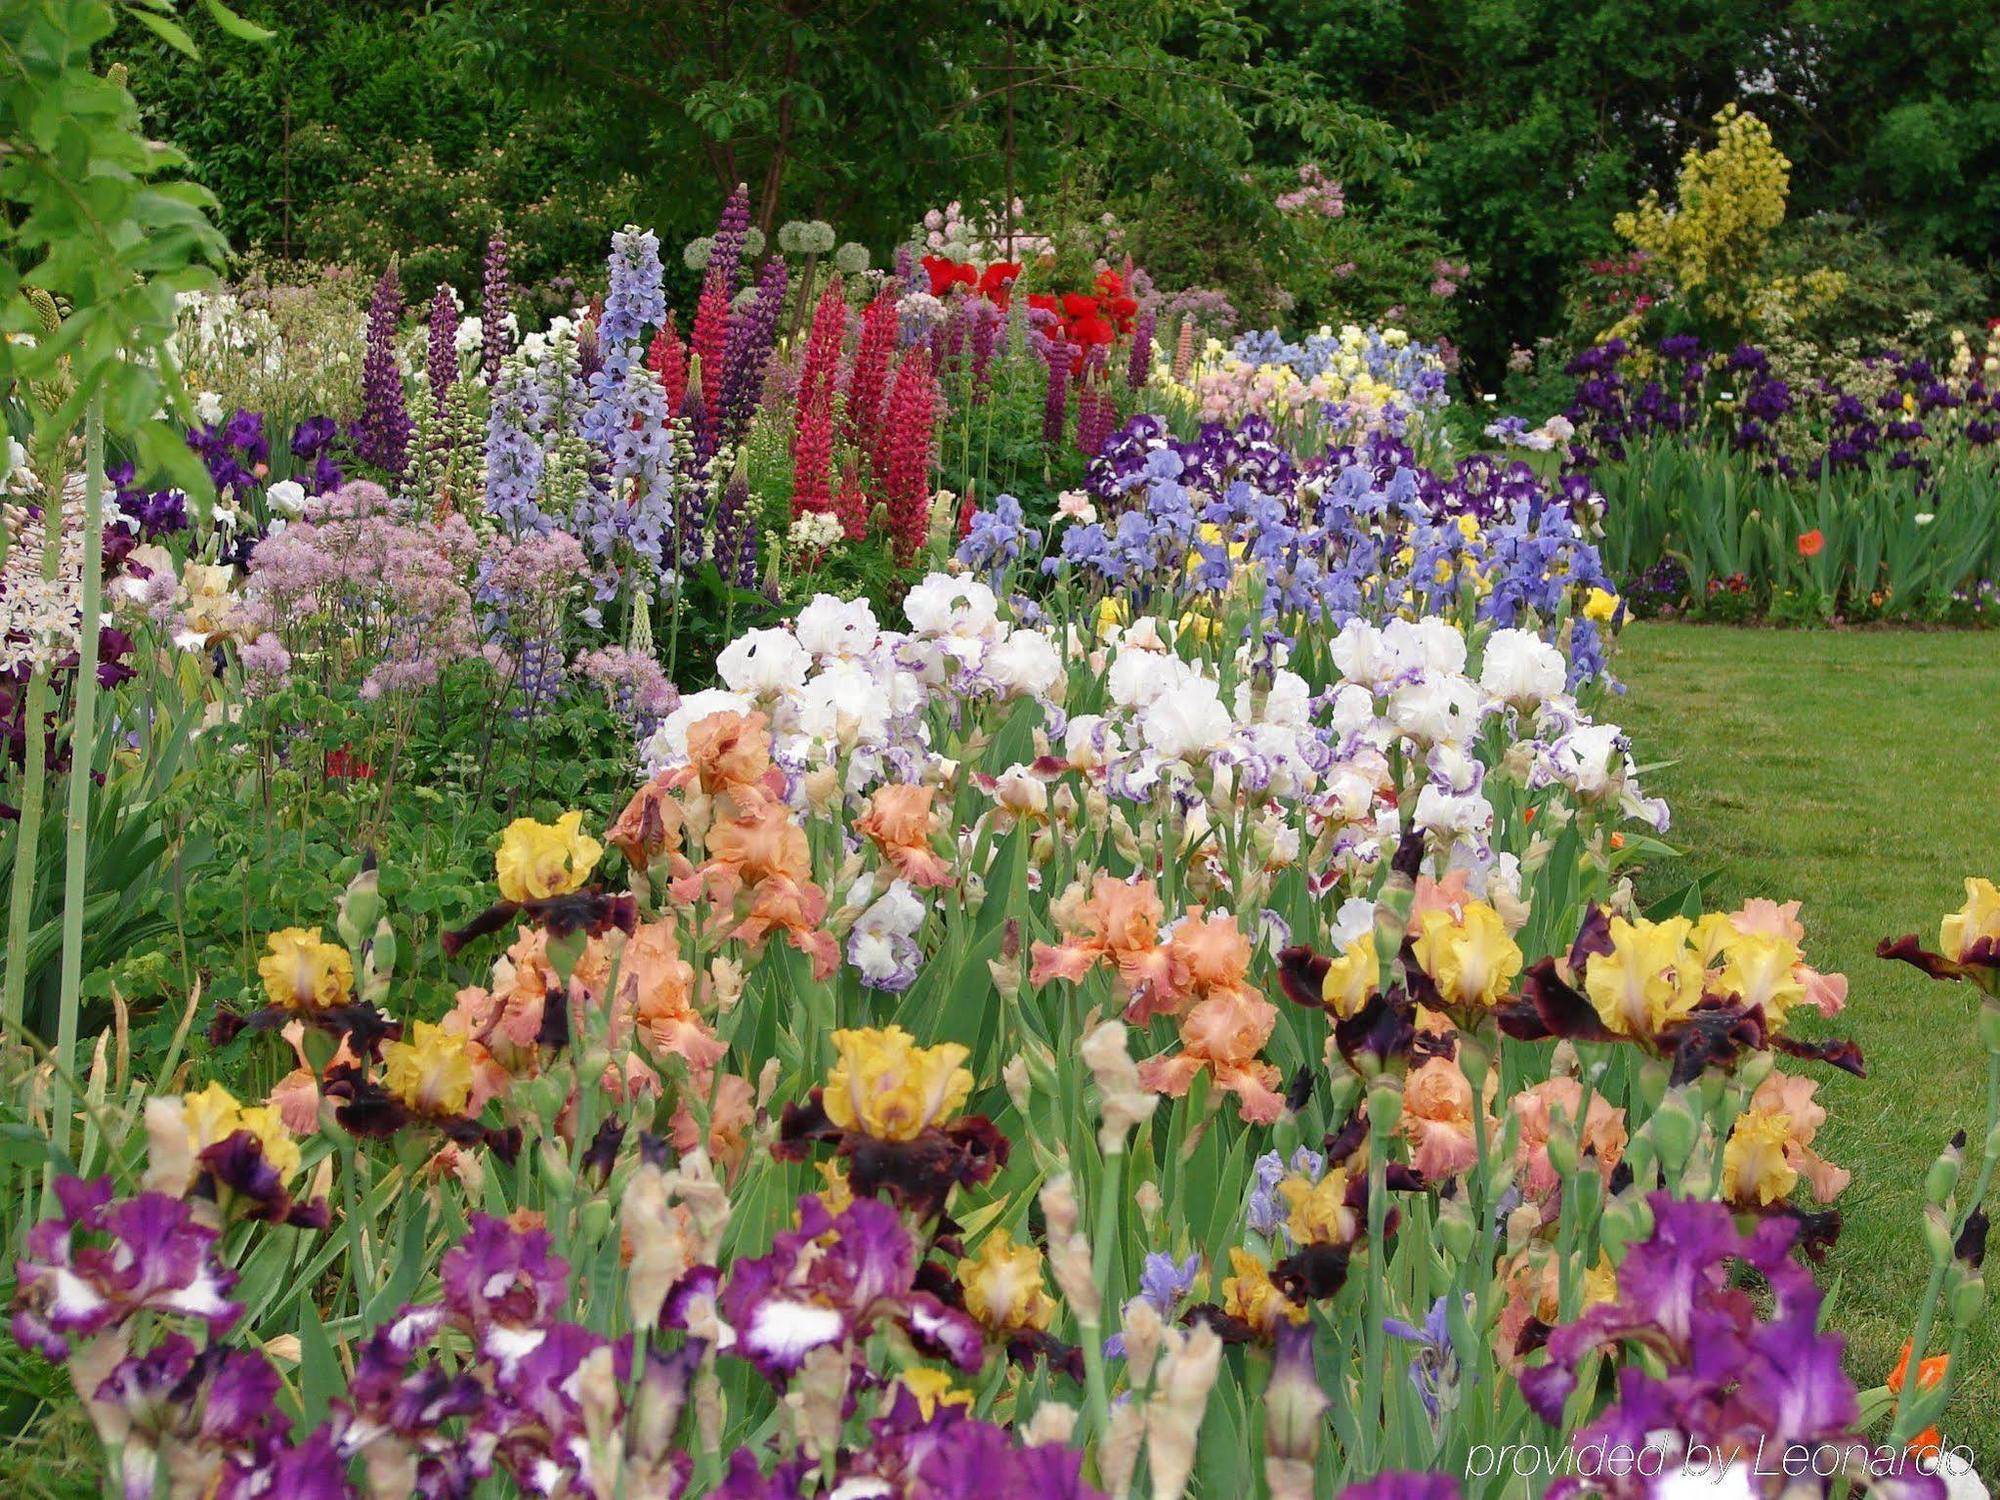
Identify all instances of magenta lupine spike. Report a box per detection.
[357,263,411,479]
[481,231,512,387]
[428,285,459,418]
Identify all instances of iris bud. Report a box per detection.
[1505,1202,1541,1254]
[1458,1035,1490,1095]
[1697,1068,1727,1116]
[1623,1133,1658,1189]
[1547,1121,1581,1182]
[1436,1197,1475,1261]
[1952,1271,1986,1328]
[1262,1324,1328,1463]
[1738,1050,1775,1090]
[1925,1134,1965,1207]
[1650,1093,1700,1175]
[1923,1204,1954,1264]
[1367,1080,1404,1135]
[539,1138,575,1194]
[1600,1192,1653,1258]
[1568,1165,1604,1223]
[1637,1059,1670,1113]
[1325,1072,1362,1123]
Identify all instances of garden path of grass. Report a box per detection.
[1615,622,2000,1472]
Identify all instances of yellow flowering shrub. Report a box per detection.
[1615,104,1790,323]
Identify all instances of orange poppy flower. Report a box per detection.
[1796,529,1825,558]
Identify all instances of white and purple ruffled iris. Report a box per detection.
[12,1176,242,1359]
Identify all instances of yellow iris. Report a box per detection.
[495,810,603,903]
[1412,903,1523,1009]
[182,1081,302,1184]
[1222,1247,1306,1333]
[257,927,354,1012]
[1722,1107,1798,1205]
[815,1160,854,1215]
[1582,588,1620,624]
[1177,608,1218,643]
[1582,915,1702,1037]
[823,1025,972,1142]
[1941,878,2000,964]
[1278,1166,1356,1247]
[1717,930,1805,1028]
[1095,596,1130,640]
[1688,911,1739,966]
[1319,937,1377,1019]
[957,1227,1056,1333]
[899,1367,974,1419]
[383,1020,475,1116]
[1582,1253,1617,1307]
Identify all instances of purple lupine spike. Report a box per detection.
[1127,309,1155,391]
[1041,338,1071,449]
[717,256,787,448]
[711,466,755,588]
[894,242,916,288]
[709,184,752,297]
[482,231,512,387]
[357,263,411,479]
[969,300,1000,399]
[428,285,459,418]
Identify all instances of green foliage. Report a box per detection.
[144,657,648,1060]
[1596,441,2000,624]
[1257,0,2000,375]
[1,0,233,491]
[1760,214,1991,357]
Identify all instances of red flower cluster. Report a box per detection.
[789,281,846,519]
[876,351,937,563]
[646,314,688,417]
[921,256,1022,309]
[1027,269,1138,352]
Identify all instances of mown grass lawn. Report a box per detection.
[1615,621,2000,1470]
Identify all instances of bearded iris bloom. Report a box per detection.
[1519,1194,1913,1500]
[257,927,353,1012]
[777,1027,1007,1217]
[718,1194,984,1384]
[147,1082,327,1230]
[325,1020,521,1162]
[956,1228,1056,1336]
[12,1177,242,1360]
[1881,877,2000,993]
[211,927,399,1058]
[1500,906,1865,1084]
[382,1022,476,1118]
[443,806,636,960]
[1410,899,1523,1012]
[823,1025,970,1142]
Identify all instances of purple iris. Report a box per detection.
[1383,1293,1468,1419]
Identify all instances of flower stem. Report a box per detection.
[49,398,106,1178]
